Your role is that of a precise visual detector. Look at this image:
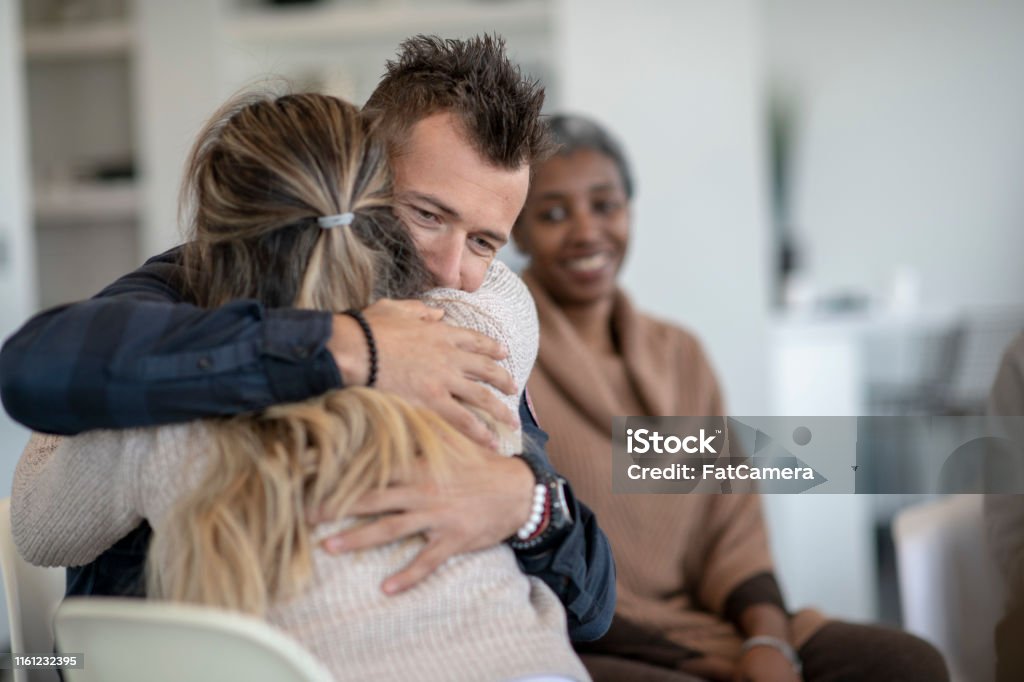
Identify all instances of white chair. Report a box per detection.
[0,497,65,682]
[55,598,333,682]
[893,494,1007,682]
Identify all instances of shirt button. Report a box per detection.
[197,356,213,370]
[294,345,311,359]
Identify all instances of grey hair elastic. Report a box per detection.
[318,212,355,229]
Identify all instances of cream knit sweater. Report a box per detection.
[421,260,539,454]
[12,262,588,682]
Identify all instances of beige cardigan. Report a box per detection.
[13,426,588,682]
[522,272,826,661]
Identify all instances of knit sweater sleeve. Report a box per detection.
[696,492,777,616]
[680,337,778,616]
[11,429,152,567]
[420,261,538,411]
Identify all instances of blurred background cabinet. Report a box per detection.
[14,0,559,308]
[21,0,139,309]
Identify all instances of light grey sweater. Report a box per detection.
[11,262,588,682]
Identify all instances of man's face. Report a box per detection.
[390,112,530,292]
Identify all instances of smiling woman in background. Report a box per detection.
[513,114,948,682]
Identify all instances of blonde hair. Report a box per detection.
[149,388,475,614]
[180,89,428,310]
[148,90,475,614]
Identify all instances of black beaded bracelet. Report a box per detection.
[343,309,378,387]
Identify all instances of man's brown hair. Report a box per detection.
[364,34,553,170]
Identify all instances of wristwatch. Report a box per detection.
[741,635,802,675]
[508,451,573,551]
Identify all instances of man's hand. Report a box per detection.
[328,299,518,446]
[320,448,535,594]
[733,647,801,682]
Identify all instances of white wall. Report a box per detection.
[765,0,1024,309]
[0,0,36,647]
[135,0,228,256]
[760,0,1024,623]
[556,0,771,415]
[0,0,35,337]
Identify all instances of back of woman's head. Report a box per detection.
[181,90,428,311]
[150,90,465,615]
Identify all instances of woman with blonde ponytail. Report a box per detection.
[11,89,588,682]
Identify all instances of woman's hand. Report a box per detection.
[734,604,802,682]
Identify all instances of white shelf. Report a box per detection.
[34,181,139,224]
[24,20,133,61]
[228,0,553,45]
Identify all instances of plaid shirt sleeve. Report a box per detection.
[0,247,341,435]
[514,395,617,642]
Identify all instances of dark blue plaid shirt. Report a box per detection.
[0,247,615,641]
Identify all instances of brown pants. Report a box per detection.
[580,621,949,682]
[995,600,1024,682]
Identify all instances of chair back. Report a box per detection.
[894,494,1006,682]
[55,597,333,682]
[0,497,65,682]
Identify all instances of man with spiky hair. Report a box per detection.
[1,35,615,642]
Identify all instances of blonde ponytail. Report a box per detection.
[148,89,448,614]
